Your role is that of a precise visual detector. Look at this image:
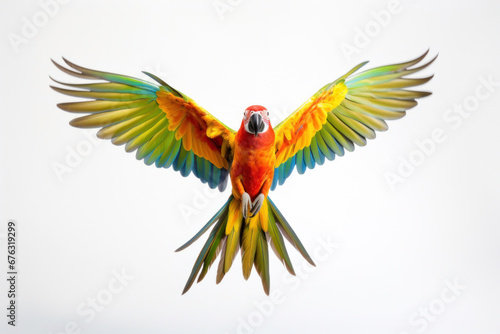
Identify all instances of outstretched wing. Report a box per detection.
[272,50,436,190]
[51,59,235,191]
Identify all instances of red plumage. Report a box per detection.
[231,119,275,200]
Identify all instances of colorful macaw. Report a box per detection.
[51,50,436,294]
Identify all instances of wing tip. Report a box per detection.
[68,118,83,128]
[56,102,70,111]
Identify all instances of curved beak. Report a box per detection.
[248,113,265,137]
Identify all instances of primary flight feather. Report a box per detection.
[51,50,436,295]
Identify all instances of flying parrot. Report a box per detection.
[51,50,436,295]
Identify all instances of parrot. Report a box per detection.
[51,50,436,295]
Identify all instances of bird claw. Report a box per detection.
[251,194,265,217]
[241,193,265,218]
[242,193,252,219]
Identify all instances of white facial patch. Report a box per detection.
[244,111,269,135]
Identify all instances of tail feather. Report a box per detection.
[241,221,259,280]
[266,210,295,275]
[215,238,228,284]
[196,213,227,283]
[175,196,231,252]
[181,217,225,294]
[178,195,312,295]
[254,231,270,295]
[223,224,241,273]
[268,197,316,267]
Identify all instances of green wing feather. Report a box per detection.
[51,58,233,191]
[271,50,436,190]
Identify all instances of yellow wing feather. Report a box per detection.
[275,82,348,166]
[52,59,235,189]
[271,51,436,189]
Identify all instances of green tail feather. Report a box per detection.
[254,231,270,295]
[178,195,313,295]
[268,197,316,267]
[241,221,261,280]
[175,196,232,253]
[266,209,295,275]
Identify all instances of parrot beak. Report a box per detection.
[248,113,265,137]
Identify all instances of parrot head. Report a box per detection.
[243,105,270,137]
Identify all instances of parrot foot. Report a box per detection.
[241,192,252,219]
[251,194,265,217]
[241,193,265,218]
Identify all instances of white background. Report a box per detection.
[1,0,499,333]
